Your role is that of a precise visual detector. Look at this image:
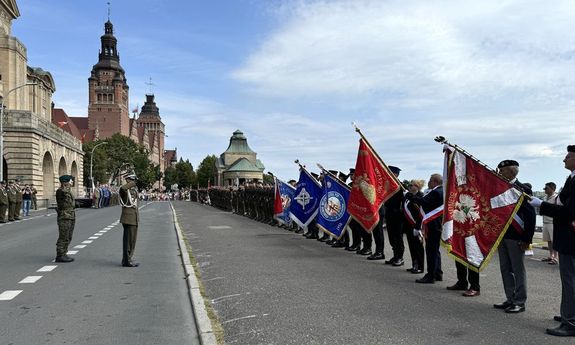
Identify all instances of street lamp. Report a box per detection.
[0,82,37,182]
[89,141,108,194]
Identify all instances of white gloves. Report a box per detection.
[413,229,423,238]
[528,196,542,208]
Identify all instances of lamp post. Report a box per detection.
[0,82,37,182]
[89,141,107,194]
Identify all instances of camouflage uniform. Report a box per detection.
[7,182,16,221]
[14,182,22,220]
[56,181,76,259]
[0,183,8,222]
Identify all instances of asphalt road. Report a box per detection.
[174,201,572,345]
[0,202,199,345]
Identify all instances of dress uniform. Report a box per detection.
[120,173,139,267]
[0,181,8,222]
[7,180,16,221]
[383,166,405,265]
[55,175,76,263]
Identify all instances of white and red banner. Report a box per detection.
[441,146,525,272]
[347,138,401,232]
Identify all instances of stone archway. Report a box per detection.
[42,152,54,201]
[71,161,79,196]
[58,157,67,177]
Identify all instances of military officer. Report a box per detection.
[119,173,139,267]
[0,181,8,222]
[30,183,38,210]
[55,175,76,263]
[7,180,16,221]
[14,178,22,220]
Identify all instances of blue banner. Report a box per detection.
[289,169,322,229]
[274,178,296,225]
[317,173,351,239]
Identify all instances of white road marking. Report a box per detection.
[93,233,103,236]
[88,236,98,239]
[212,293,241,303]
[74,245,87,249]
[0,290,22,301]
[82,240,93,244]
[99,230,107,233]
[67,250,78,255]
[208,226,232,229]
[37,265,57,272]
[19,276,42,284]
[221,315,257,324]
[105,227,113,230]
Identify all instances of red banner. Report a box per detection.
[273,178,283,216]
[347,138,401,232]
[441,147,524,272]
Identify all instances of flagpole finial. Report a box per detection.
[316,163,325,172]
[294,159,299,164]
[352,121,361,133]
[434,136,447,144]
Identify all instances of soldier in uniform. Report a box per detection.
[119,173,139,267]
[0,181,8,222]
[55,175,76,263]
[14,178,22,220]
[7,180,16,221]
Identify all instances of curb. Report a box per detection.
[170,202,218,345]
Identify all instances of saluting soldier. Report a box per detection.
[119,173,139,267]
[55,175,76,263]
[7,180,17,221]
[14,178,22,220]
[0,181,8,222]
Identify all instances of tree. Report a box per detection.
[196,155,217,188]
[176,158,195,188]
[163,166,178,189]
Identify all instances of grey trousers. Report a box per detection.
[559,253,575,322]
[498,239,527,305]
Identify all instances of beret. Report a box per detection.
[388,165,401,175]
[567,145,575,153]
[349,168,356,174]
[328,170,339,176]
[497,160,519,168]
[59,175,74,183]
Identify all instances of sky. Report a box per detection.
[14,0,575,190]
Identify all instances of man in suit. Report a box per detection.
[408,173,444,284]
[120,173,140,267]
[493,160,535,314]
[532,145,575,336]
[382,166,405,265]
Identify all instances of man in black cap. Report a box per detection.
[532,145,575,336]
[381,166,405,265]
[493,159,535,313]
[55,175,76,263]
[120,173,140,267]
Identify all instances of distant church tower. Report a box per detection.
[87,19,130,139]
[137,93,165,172]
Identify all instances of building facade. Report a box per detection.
[0,0,84,203]
[215,130,264,186]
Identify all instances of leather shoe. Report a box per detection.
[55,255,74,263]
[345,245,360,252]
[554,315,562,322]
[317,236,329,242]
[326,239,336,245]
[392,258,405,266]
[446,283,468,291]
[357,248,372,256]
[504,304,525,313]
[331,242,346,248]
[416,275,435,284]
[434,274,443,282]
[546,323,575,336]
[367,252,385,261]
[384,258,396,265]
[122,261,140,267]
[411,269,424,274]
[493,301,512,309]
[307,233,318,239]
[462,289,480,297]
[302,231,310,237]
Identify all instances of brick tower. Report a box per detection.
[87,19,130,138]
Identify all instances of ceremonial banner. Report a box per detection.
[289,169,323,229]
[274,178,296,225]
[441,146,525,272]
[347,138,402,232]
[317,173,352,239]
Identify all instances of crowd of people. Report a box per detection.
[0,178,38,222]
[191,146,575,337]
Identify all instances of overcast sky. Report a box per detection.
[15,0,575,189]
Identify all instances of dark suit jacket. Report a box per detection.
[540,175,575,254]
[504,180,536,243]
[410,186,443,232]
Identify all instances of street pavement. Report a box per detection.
[0,202,199,345]
[174,201,573,345]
